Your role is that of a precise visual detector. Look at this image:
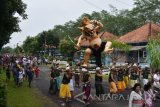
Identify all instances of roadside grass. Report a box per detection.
[7,81,43,107]
[0,69,56,107]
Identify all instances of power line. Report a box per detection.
[83,0,104,10]
[115,0,133,7]
[104,0,133,8]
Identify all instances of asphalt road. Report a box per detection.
[33,66,160,107]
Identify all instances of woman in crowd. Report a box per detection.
[82,68,91,106]
[27,67,34,88]
[69,72,74,99]
[18,67,24,86]
[95,67,104,98]
[35,66,40,79]
[59,67,72,106]
[54,67,61,95]
[108,68,118,94]
[117,68,126,94]
[49,66,56,94]
[129,83,144,107]
[6,64,11,81]
[74,72,80,88]
[130,65,139,88]
[21,65,26,80]
[124,64,130,89]
[15,65,20,86]
[153,69,160,99]
[144,82,154,107]
[142,66,150,86]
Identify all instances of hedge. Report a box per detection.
[0,68,7,107]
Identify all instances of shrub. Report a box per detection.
[0,68,7,107]
[0,83,7,107]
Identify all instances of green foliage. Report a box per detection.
[0,68,7,107]
[109,40,131,62]
[48,56,54,61]
[0,84,7,107]
[22,30,60,54]
[0,46,13,54]
[14,44,24,55]
[22,36,38,55]
[0,0,27,49]
[130,0,160,24]
[59,38,75,58]
[147,34,160,70]
[101,9,138,36]
[111,40,131,52]
[43,54,49,59]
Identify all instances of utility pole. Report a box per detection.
[148,20,151,37]
[45,35,46,54]
[148,12,152,37]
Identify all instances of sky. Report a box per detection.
[5,0,134,48]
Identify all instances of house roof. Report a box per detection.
[118,23,160,43]
[99,32,117,40]
[75,31,117,47]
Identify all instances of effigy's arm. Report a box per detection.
[90,20,103,32]
[104,41,113,54]
[77,35,83,46]
[75,35,84,50]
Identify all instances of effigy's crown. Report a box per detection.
[81,17,90,26]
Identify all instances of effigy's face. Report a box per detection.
[83,24,96,37]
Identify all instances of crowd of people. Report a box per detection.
[0,55,40,88]
[1,55,160,107]
[49,61,160,107]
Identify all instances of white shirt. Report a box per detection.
[27,59,30,64]
[19,71,23,79]
[153,74,160,88]
[129,91,143,107]
[69,79,74,91]
[15,60,19,64]
[23,58,27,66]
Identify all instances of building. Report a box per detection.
[118,23,160,64]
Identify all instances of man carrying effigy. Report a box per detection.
[75,17,113,67]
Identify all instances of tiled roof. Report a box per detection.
[100,32,117,40]
[118,23,160,43]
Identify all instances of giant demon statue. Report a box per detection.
[75,17,113,67]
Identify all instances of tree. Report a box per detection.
[45,30,60,46]
[0,46,13,54]
[22,36,38,55]
[0,0,27,49]
[130,0,160,24]
[147,34,160,70]
[101,8,139,36]
[109,40,131,64]
[36,30,60,51]
[59,38,75,58]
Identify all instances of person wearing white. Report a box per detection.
[15,59,19,64]
[153,70,160,99]
[67,66,74,99]
[153,71,160,89]
[19,70,24,85]
[129,83,144,107]
[69,79,74,91]
[22,57,27,66]
[142,66,150,86]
